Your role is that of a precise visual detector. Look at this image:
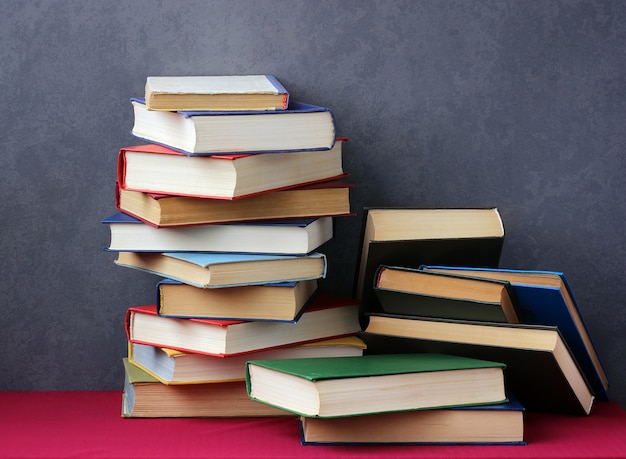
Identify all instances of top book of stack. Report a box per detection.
[144,75,289,111]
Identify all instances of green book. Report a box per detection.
[245,353,507,418]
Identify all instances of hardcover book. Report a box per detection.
[127,337,366,385]
[363,313,595,415]
[354,208,504,320]
[103,213,333,255]
[116,179,354,227]
[298,394,525,445]
[246,353,507,418]
[126,294,361,357]
[122,358,291,417]
[117,142,346,199]
[131,99,336,155]
[144,75,289,111]
[373,265,520,323]
[419,265,610,401]
[114,251,327,288]
[156,278,318,322]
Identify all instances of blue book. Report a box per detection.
[102,213,333,255]
[298,393,525,446]
[115,251,327,288]
[155,278,319,322]
[419,265,609,401]
[130,98,336,155]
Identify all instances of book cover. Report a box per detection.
[144,75,289,111]
[246,353,507,418]
[116,142,348,199]
[298,394,525,445]
[419,265,609,401]
[363,313,595,415]
[115,179,355,227]
[354,208,504,322]
[130,98,336,155]
[114,251,327,288]
[102,212,333,254]
[155,278,319,322]
[125,294,361,357]
[373,265,520,323]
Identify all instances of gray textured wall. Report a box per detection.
[2,1,625,408]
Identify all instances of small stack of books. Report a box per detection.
[102,75,363,417]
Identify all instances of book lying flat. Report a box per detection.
[117,142,346,199]
[126,294,361,357]
[128,336,367,384]
[103,213,333,255]
[298,394,525,445]
[419,265,609,401]
[374,265,520,323]
[156,279,318,322]
[354,208,504,319]
[363,313,595,415]
[116,180,354,227]
[246,353,507,418]
[115,251,327,288]
[122,359,291,417]
[144,75,289,111]
[131,99,336,155]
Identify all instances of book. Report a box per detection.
[144,75,289,111]
[126,294,361,357]
[298,394,525,445]
[156,278,318,322]
[122,358,291,417]
[116,180,354,227]
[245,353,507,418]
[130,99,336,155]
[128,336,367,384]
[114,251,327,288]
[354,208,504,319]
[103,213,333,255]
[419,265,609,401]
[373,265,520,323]
[363,313,595,415]
[117,142,347,199]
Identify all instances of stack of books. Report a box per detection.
[102,75,363,417]
[242,207,609,446]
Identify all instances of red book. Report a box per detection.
[125,294,361,357]
[117,141,348,200]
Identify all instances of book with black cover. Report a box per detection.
[363,313,594,415]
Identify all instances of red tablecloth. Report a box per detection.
[2,391,626,458]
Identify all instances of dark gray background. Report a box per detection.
[2,1,624,408]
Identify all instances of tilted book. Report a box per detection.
[115,179,354,227]
[419,265,609,401]
[373,265,520,323]
[144,75,289,111]
[125,294,361,357]
[131,98,336,155]
[117,142,347,199]
[114,251,327,288]
[246,353,507,418]
[363,313,595,415]
[127,337,366,385]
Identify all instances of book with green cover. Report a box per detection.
[246,353,507,418]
